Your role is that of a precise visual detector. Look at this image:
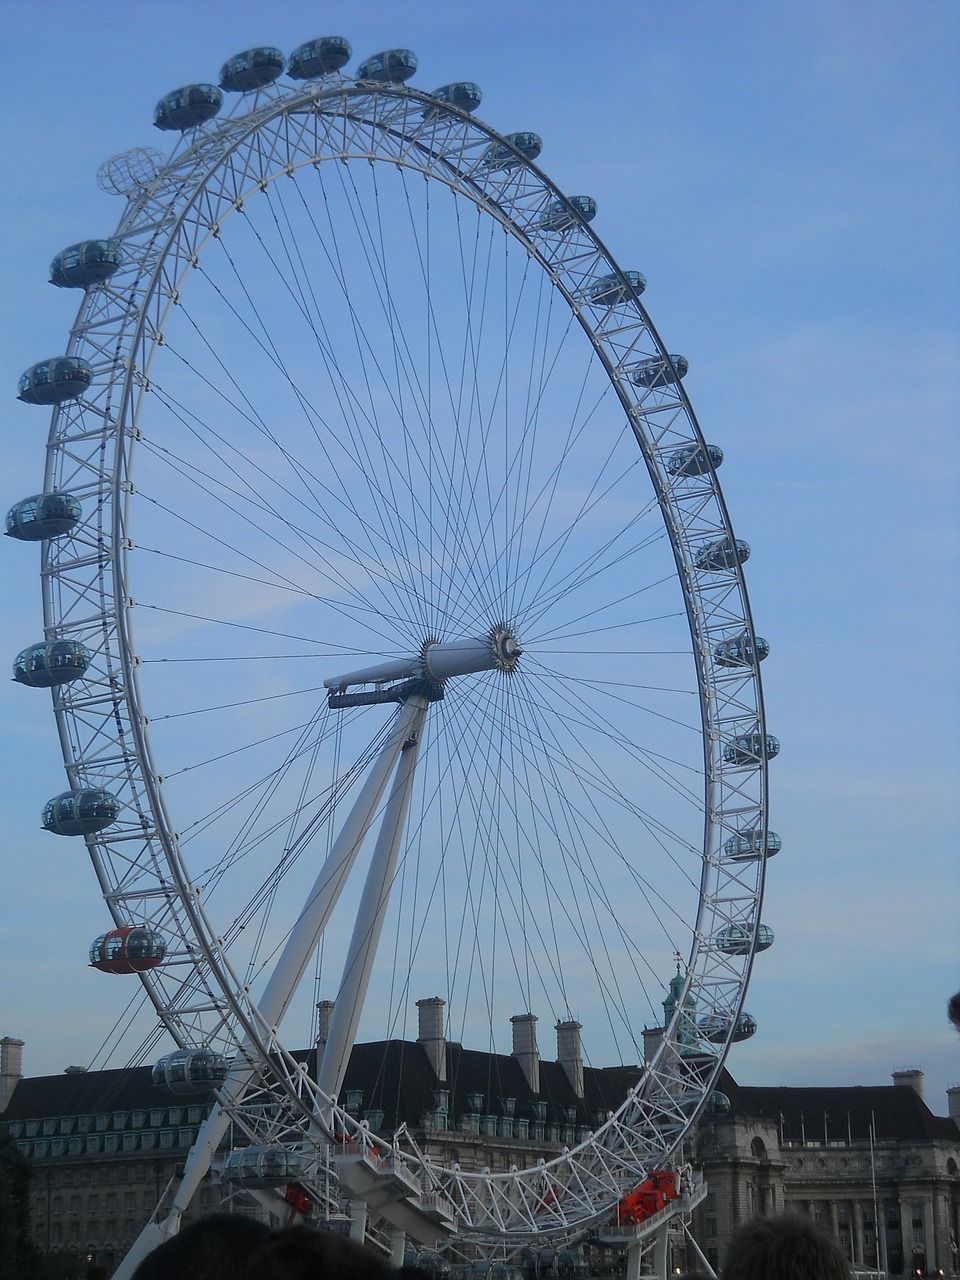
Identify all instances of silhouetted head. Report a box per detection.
[131,1213,272,1280]
[723,1213,851,1280]
[242,1225,397,1279]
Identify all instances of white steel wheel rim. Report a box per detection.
[37,72,769,1249]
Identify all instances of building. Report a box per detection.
[0,1014,637,1276]
[692,1068,960,1276]
[3,1016,959,1277]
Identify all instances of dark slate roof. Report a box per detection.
[3,1064,164,1121]
[337,1040,643,1128]
[715,1069,959,1143]
[9,1047,953,1146]
[2,1041,643,1129]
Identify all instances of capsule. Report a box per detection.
[13,640,91,689]
[287,36,351,79]
[49,241,122,290]
[556,1248,588,1277]
[426,82,482,113]
[152,1048,229,1094]
[484,132,542,168]
[18,357,93,406]
[42,789,119,837]
[713,631,769,667]
[538,196,597,232]
[5,493,82,541]
[221,1145,305,1187]
[219,47,285,92]
[723,733,780,766]
[414,1250,451,1279]
[153,85,223,132]
[667,443,723,478]
[589,271,646,304]
[90,926,166,975]
[699,1011,757,1044]
[714,923,775,955]
[706,1091,731,1115]
[631,355,688,389]
[357,49,418,84]
[694,537,750,572]
[723,829,782,861]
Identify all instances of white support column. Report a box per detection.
[652,1221,670,1280]
[389,1228,407,1265]
[112,700,422,1280]
[626,1239,646,1280]
[350,1198,369,1243]
[318,697,429,1100]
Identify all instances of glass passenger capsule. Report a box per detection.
[219,47,285,92]
[42,789,119,836]
[723,828,782,861]
[694,537,750,572]
[49,240,122,289]
[427,82,482,113]
[357,49,418,84]
[484,132,543,167]
[221,1145,305,1187]
[706,1090,731,1115]
[667,443,724,477]
[589,271,646,304]
[713,631,769,667]
[5,493,82,541]
[90,926,166,974]
[723,733,780,766]
[153,85,223,132]
[13,640,91,689]
[287,36,351,79]
[557,1248,589,1278]
[631,355,689,389]
[18,357,93,406]
[152,1048,229,1094]
[714,923,775,955]
[414,1250,451,1279]
[699,1011,757,1044]
[538,196,598,232]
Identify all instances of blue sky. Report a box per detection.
[1,0,957,1112]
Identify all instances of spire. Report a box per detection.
[662,960,698,1048]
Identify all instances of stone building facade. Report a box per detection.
[691,1068,960,1277]
[3,1025,959,1277]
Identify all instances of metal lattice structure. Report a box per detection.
[11,41,775,1270]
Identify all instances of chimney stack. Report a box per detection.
[892,1068,924,1099]
[556,1019,584,1098]
[946,1086,960,1125]
[511,1013,540,1094]
[643,1024,664,1064]
[1,1038,24,1111]
[417,997,447,1082]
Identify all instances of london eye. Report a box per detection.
[8,34,776,1272]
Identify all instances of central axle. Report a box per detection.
[324,625,521,700]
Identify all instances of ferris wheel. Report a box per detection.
[9,35,777,1269]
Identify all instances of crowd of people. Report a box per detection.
[128,1210,854,1280]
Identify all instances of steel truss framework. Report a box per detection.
[26,67,772,1260]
